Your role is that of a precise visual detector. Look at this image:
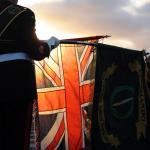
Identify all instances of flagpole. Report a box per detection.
[60,40,98,46]
[60,35,111,46]
[61,35,111,41]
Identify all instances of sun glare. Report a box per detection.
[35,20,79,40]
[35,20,52,40]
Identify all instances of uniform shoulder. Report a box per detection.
[15,4,34,15]
[13,4,35,19]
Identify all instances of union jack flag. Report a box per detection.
[32,37,100,150]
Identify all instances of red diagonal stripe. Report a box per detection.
[80,45,93,74]
[39,61,62,86]
[46,119,65,150]
[80,40,97,74]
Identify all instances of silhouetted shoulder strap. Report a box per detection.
[0,4,27,37]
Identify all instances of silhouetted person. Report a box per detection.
[0,0,59,149]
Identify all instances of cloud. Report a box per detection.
[18,0,63,6]
[19,0,150,50]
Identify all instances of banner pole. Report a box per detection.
[60,40,98,46]
[60,35,111,46]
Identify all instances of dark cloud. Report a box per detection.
[28,0,150,50]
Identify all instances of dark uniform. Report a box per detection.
[0,1,50,149]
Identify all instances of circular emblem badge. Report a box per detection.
[110,85,134,120]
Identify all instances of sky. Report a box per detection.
[18,0,150,50]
